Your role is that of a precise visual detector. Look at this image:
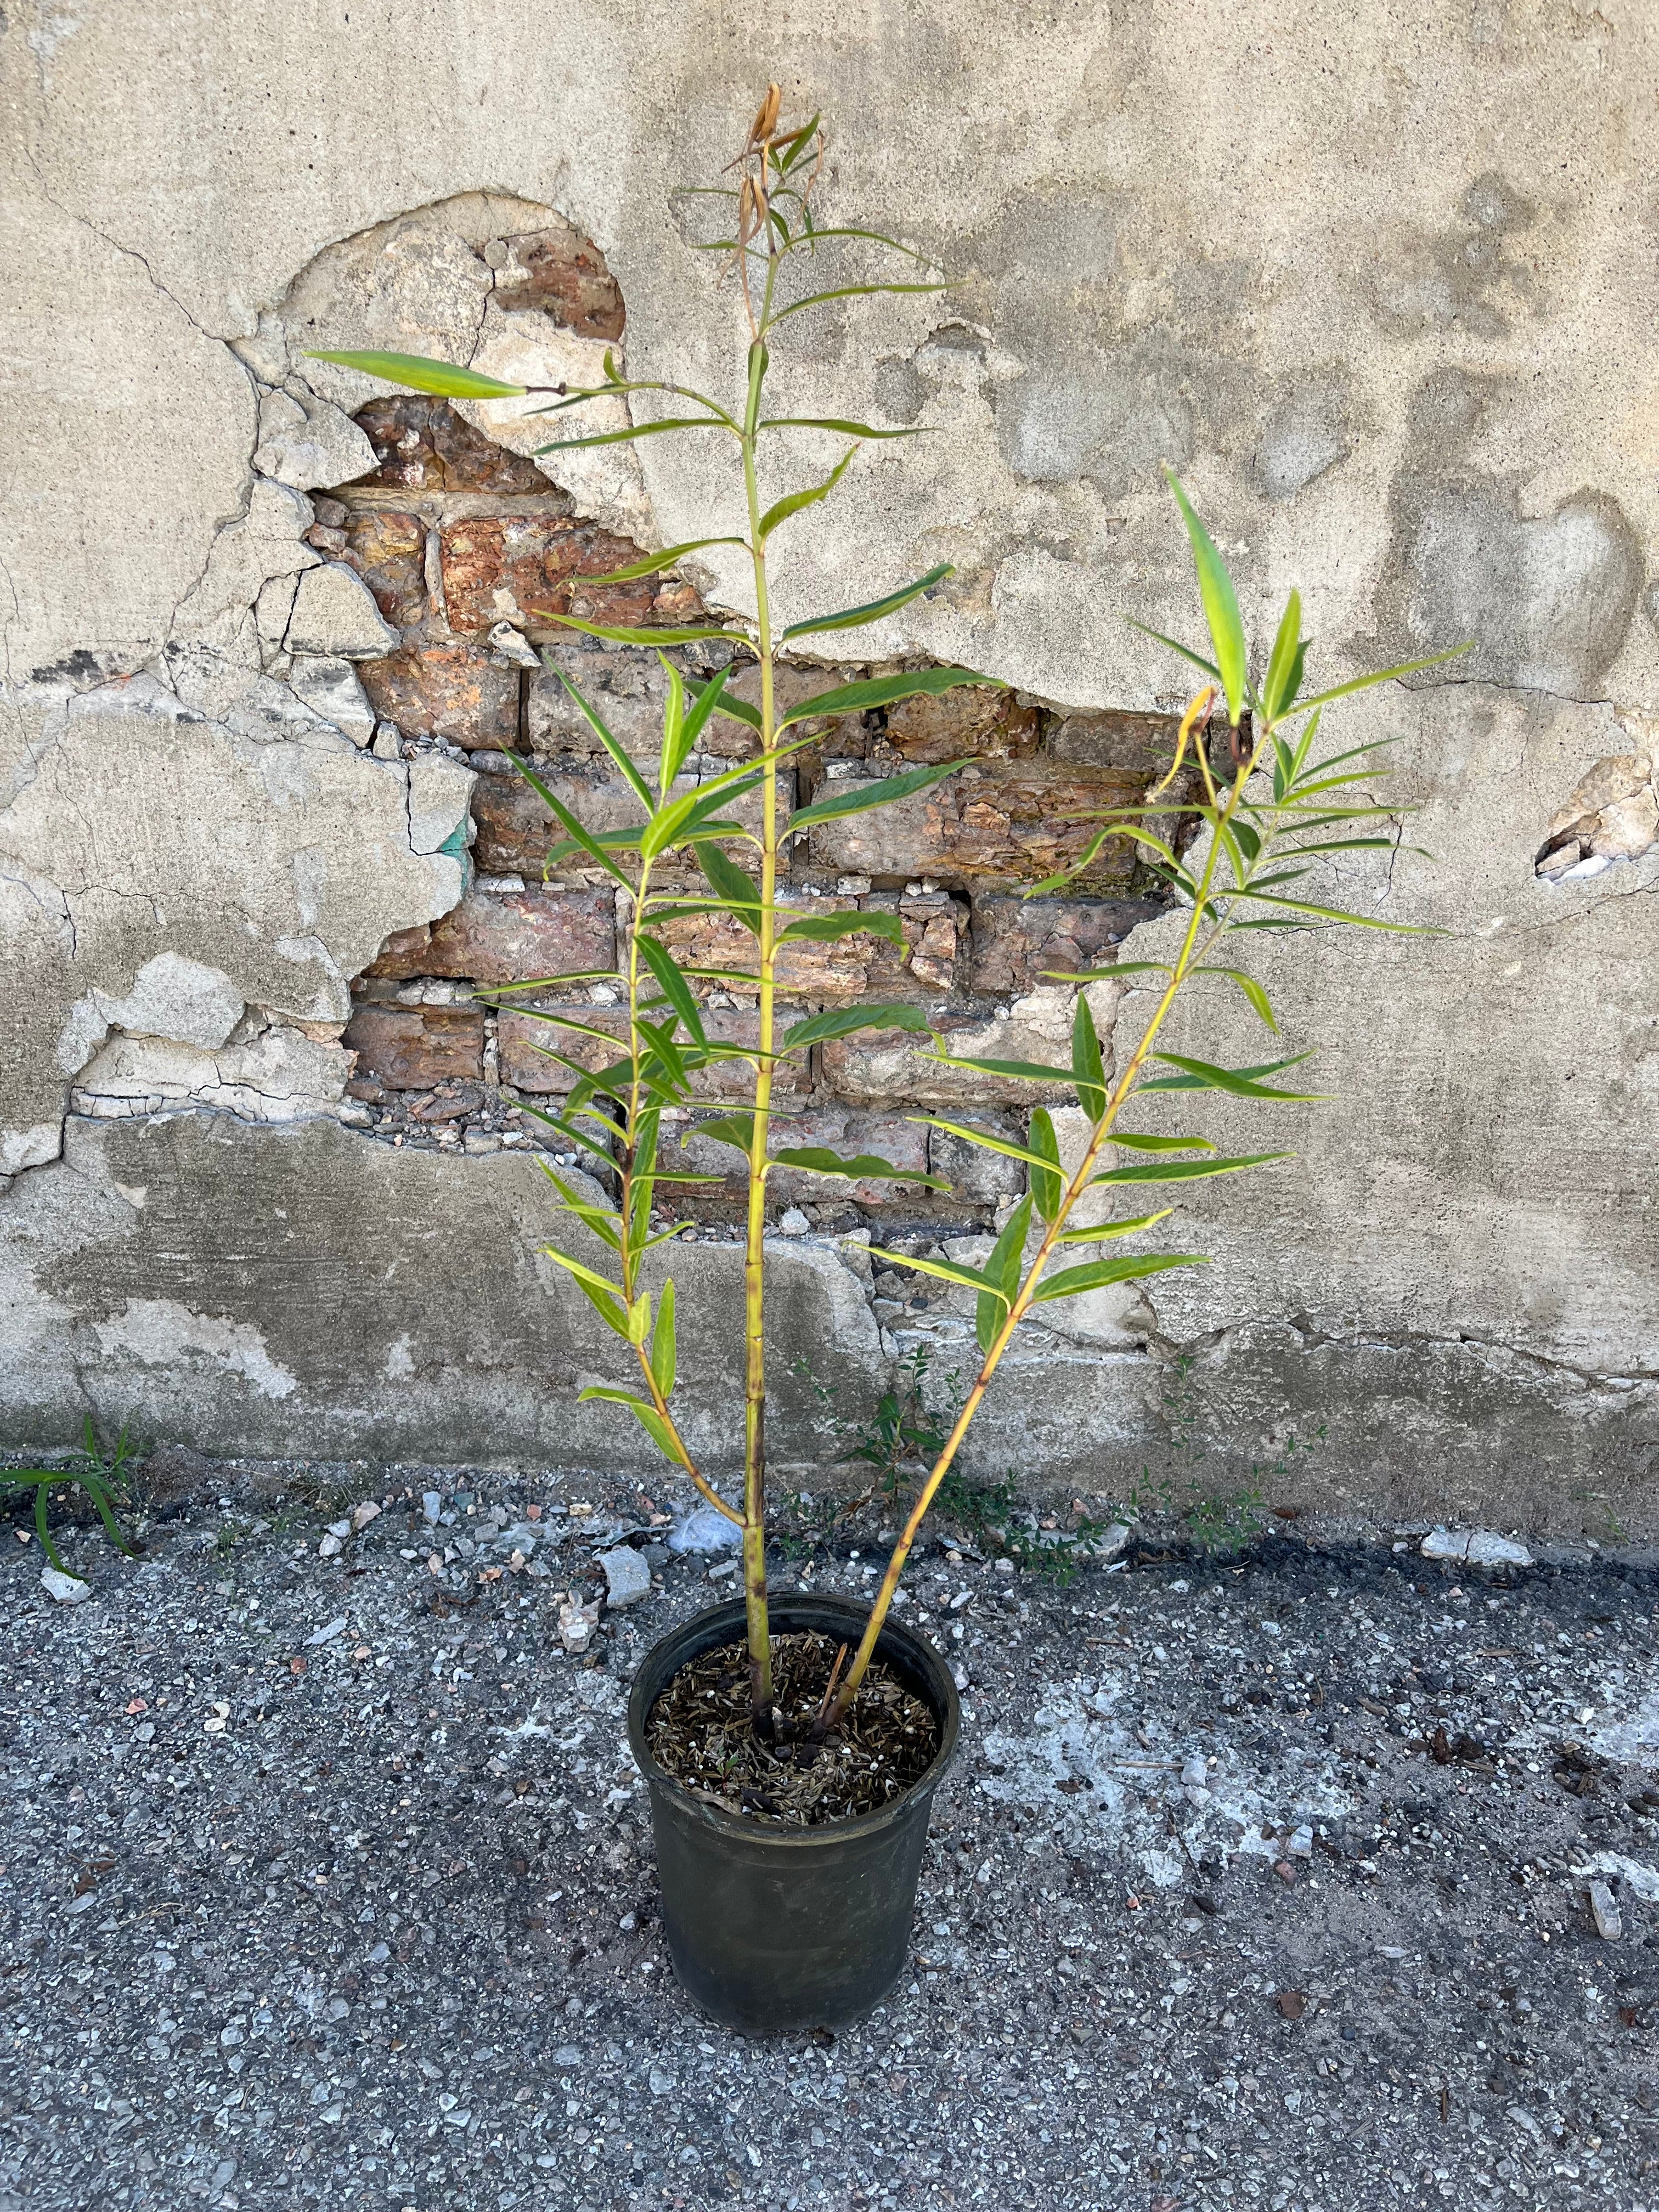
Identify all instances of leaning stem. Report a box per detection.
[826,709,1262,1728]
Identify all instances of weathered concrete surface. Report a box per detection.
[2,2,1658,1526]
[0,1114,885,1470]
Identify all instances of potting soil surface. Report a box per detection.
[645,1631,939,1826]
[3,1465,1658,2212]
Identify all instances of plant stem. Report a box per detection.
[740,334,778,1725]
[826,702,1255,1727]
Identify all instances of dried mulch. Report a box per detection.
[645,1629,941,1827]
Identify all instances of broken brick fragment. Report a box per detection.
[350,396,549,494]
[342,1005,485,1089]
[439,515,700,636]
[364,885,616,985]
[358,644,519,748]
[493,227,627,341]
[337,509,426,627]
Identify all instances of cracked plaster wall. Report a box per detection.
[2,2,1658,1530]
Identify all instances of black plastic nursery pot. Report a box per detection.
[627,1593,961,2035]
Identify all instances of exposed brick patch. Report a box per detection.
[969,893,1164,996]
[881,684,1040,764]
[335,509,427,627]
[364,885,615,985]
[350,396,550,494]
[809,760,1170,887]
[439,516,701,636]
[493,227,627,341]
[358,644,520,748]
[343,1005,485,1090]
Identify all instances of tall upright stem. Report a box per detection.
[740,336,778,1721]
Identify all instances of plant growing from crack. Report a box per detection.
[3,1418,138,1573]
[314,84,1464,1754]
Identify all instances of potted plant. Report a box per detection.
[314,85,1458,2033]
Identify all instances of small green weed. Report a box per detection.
[3,1419,139,1573]
[1182,1485,1268,1556]
[793,1344,965,1511]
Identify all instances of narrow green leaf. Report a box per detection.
[541,613,749,648]
[1071,995,1106,1121]
[868,1246,995,1297]
[1055,1210,1174,1246]
[693,842,764,933]
[775,909,906,949]
[1039,961,1175,985]
[625,1292,652,1347]
[758,447,856,540]
[923,1051,1076,1087]
[570,536,746,584]
[1133,1051,1315,1096]
[1030,1252,1207,1304]
[768,1148,950,1188]
[1164,470,1248,725]
[1260,588,1302,725]
[1288,643,1473,715]
[1229,890,1446,933]
[979,1195,1032,1353]
[558,676,654,812]
[545,1249,629,1335]
[787,756,965,834]
[911,1116,1059,1174]
[1028,1108,1064,1224]
[1144,1053,1324,1102]
[766,279,951,329]
[505,754,633,889]
[675,662,735,766]
[1124,617,1222,684]
[532,419,729,453]
[636,936,708,1051]
[304,348,528,399]
[1090,1152,1293,1186]
[578,1387,685,1464]
[1201,966,1278,1031]
[777,665,999,730]
[686,679,763,735]
[686,1114,754,1155]
[1108,1133,1216,1154]
[781,1003,931,1051]
[781,562,955,642]
[757,414,930,436]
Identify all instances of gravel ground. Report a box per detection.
[4,1470,1659,2212]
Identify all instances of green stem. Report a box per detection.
[740,333,778,1725]
[827,702,1260,1727]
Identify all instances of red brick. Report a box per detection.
[342,1005,484,1089]
[969,893,1165,995]
[351,396,548,493]
[364,885,615,985]
[439,516,701,636]
[337,509,426,628]
[807,760,1161,887]
[881,684,1039,764]
[358,644,519,748]
[493,226,627,341]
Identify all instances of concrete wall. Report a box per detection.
[3,2,1657,1533]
